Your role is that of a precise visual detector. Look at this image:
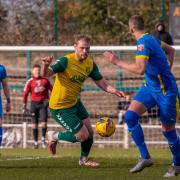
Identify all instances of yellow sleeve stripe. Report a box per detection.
[158,75,166,95]
[136,55,149,59]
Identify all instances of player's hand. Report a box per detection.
[22,107,26,114]
[22,104,27,114]
[114,90,125,97]
[42,55,53,66]
[103,51,118,65]
[6,102,11,112]
[22,108,29,115]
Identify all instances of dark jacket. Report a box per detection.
[152,22,173,45]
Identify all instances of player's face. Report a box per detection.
[74,40,90,61]
[32,67,41,78]
[157,25,163,32]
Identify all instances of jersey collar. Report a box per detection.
[33,76,42,80]
[138,33,148,40]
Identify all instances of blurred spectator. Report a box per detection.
[117,95,131,124]
[152,22,173,45]
[22,64,52,149]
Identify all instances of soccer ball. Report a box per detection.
[95,117,116,137]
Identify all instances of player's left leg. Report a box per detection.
[40,121,47,148]
[78,117,99,166]
[30,102,39,149]
[0,120,2,146]
[125,101,154,173]
[39,101,48,148]
[0,96,3,146]
[75,100,99,167]
[158,94,180,177]
[32,122,39,149]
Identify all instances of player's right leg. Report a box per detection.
[125,85,155,173]
[162,123,180,177]
[46,120,89,156]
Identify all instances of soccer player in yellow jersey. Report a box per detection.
[42,35,124,167]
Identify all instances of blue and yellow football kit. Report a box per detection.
[133,33,179,124]
[0,65,7,118]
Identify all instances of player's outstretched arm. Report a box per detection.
[42,55,55,77]
[103,51,147,75]
[161,42,175,69]
[94,79,125,97]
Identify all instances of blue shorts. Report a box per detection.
[133,85,179,124]
[0,96,2,119]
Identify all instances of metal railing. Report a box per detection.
[3,123,180,149]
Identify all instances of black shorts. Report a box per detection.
[30,101,49,123]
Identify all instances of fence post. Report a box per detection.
[123,124,129,149]
[26,51,31,80]
[23,122,27,148]
[116,51,123,91]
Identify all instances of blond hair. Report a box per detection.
[74,35,91,44]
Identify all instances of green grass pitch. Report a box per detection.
[0,147,178,180]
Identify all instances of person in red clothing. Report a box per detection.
[23,64,52,148]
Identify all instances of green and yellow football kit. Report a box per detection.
[50,53,102,134]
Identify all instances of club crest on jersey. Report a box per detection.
[86,66,91,74]
[137,44,144,51]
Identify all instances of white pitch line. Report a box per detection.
[0,156,59,161]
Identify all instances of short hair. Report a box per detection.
[32,64,41,69]
[129,15,144,31]
[74,35,91,44]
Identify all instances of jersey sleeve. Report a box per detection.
[0,66,7,80]
[136,39,150,60]
[89,62,103,81]
[23,80,31,104]
[50,57,68,73]
[167,33,173,45]
[47,79,53,91]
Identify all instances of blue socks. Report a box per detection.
[163,129,180,166]
[0,127,3,146]
[125,110,150,159]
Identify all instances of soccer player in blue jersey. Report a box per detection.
[103,15,180,177]
[0,64,11,146]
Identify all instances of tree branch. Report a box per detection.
[106,5,128,29]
